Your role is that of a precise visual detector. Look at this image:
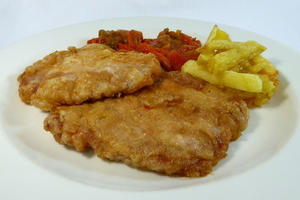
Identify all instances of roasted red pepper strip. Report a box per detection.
[137,43,172,71]
[118,44,136,51]
[167,50,189,71]
[127,30,143,48]
[182,34,201,46]
[177,45,200,61]
[87,38,99,44]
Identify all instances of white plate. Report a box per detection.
[0,17,299,200]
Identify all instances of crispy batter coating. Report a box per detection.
[44,72,249,177]
[17,44,162,111]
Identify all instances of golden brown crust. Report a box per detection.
[44,72,249,177]
[18,44,162,111]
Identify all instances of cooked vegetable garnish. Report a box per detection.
[87,28,201,71]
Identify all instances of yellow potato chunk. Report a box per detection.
[181,25,279,107]
[206,25,231,43]
[182,60,263,93]
[207,41,267,74]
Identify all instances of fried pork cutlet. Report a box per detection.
[17,44,162,111]
[44,72,249,177]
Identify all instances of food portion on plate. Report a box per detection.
[44,71,249,177]
[17,44,162,111]
[88,28,201,71]
[17,26,279,177]
[182,25,279,107]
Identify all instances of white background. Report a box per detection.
[1,0,299,52]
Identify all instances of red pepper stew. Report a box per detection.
[87,28,201,71]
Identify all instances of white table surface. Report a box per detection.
[1,0,300,200]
